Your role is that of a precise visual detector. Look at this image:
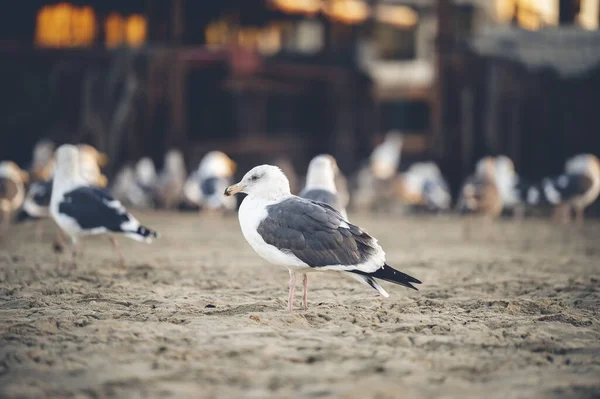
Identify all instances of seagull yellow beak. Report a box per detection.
[224,183,245,196]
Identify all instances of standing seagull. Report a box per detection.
[225,165,421,312]
[299,154,348,219]
[0,161,28,228]
[155,149,186,209]
[525,154,600,225]
[370,131,403,181]
[50,145,158,267]
[183,151,237,212]
[29,139,55,182]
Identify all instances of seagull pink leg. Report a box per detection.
[302,274,308,311]
[109,236,126,268]
[287,270,296,312]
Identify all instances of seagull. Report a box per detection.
[50,145,158,267]
[352,131,404,212]
[299,154,348,219]
[29,139,55,182]
[525,154,600,225]
[183,151,237,212]
[112,158,157,208]
[155,149,186,209]
[493,155,526,219]
[135,157,157,196]
[0,161,28,228]
[395,162,451,212]
[17,145,110,240]
[456,157,503,238]
[224,165,421,312]
[370,131,403,181]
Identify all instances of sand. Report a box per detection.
[0,212,599,399]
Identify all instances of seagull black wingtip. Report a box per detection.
[351,263,422,291]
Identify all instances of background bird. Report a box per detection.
[493,155,526,219]
[299,154,348,219]
[456,157,503,238]
[183,151,237,212]
[112,158,157,208]
[353,131,404,212]
[225,165,421,312]
[394,162,451,212]
[29,139,55,182]
[50,145,158,268]
[370,131,403,181]
[524,154,600,225]
[155,149,186,210]
[0,161,28,228]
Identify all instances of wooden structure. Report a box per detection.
[433,24,600,214]
[0,0,377,175]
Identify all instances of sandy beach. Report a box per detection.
[1,212,599,399]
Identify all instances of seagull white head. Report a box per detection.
[566,154,600,177]
[136,157,157,186]
[475,156,496,181]
[32,139,55,166]
[225,165,290,200]
[305,154,339,193]
[165,149,186,175]
[198,151,237,178]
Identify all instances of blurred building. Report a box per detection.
[0,0,598,191]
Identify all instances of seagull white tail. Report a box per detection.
[347,273,390,298]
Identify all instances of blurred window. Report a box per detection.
[35,3,96,47]
[106,13,148,48]
[35,3,147,48]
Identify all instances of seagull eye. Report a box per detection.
[250,175,258,181]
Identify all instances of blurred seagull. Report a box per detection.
[370,131,403,180]
[155,149,186,209]
[493,155,526,219]
[18,145,109,224]
[395,162,451,212]
[299,154,348,219]
[29,139,55,182]
[112,158,157,208]
[525,154,600,225]
[225,165,421,312]
[0,161,28,228]
[183,151,237,212]
[50,145,158,267]
[457,157,503,237]
[135,157,157,195]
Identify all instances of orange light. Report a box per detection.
[270,0,321,16]
[35,3,97,47]
[322,0,369,25]
[126,14,147,47]
[105,12,126,47]
[376,5,418,28]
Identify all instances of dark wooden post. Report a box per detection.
[171,0,185,43]
[431,0,453,159]
[559,0,580,25]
